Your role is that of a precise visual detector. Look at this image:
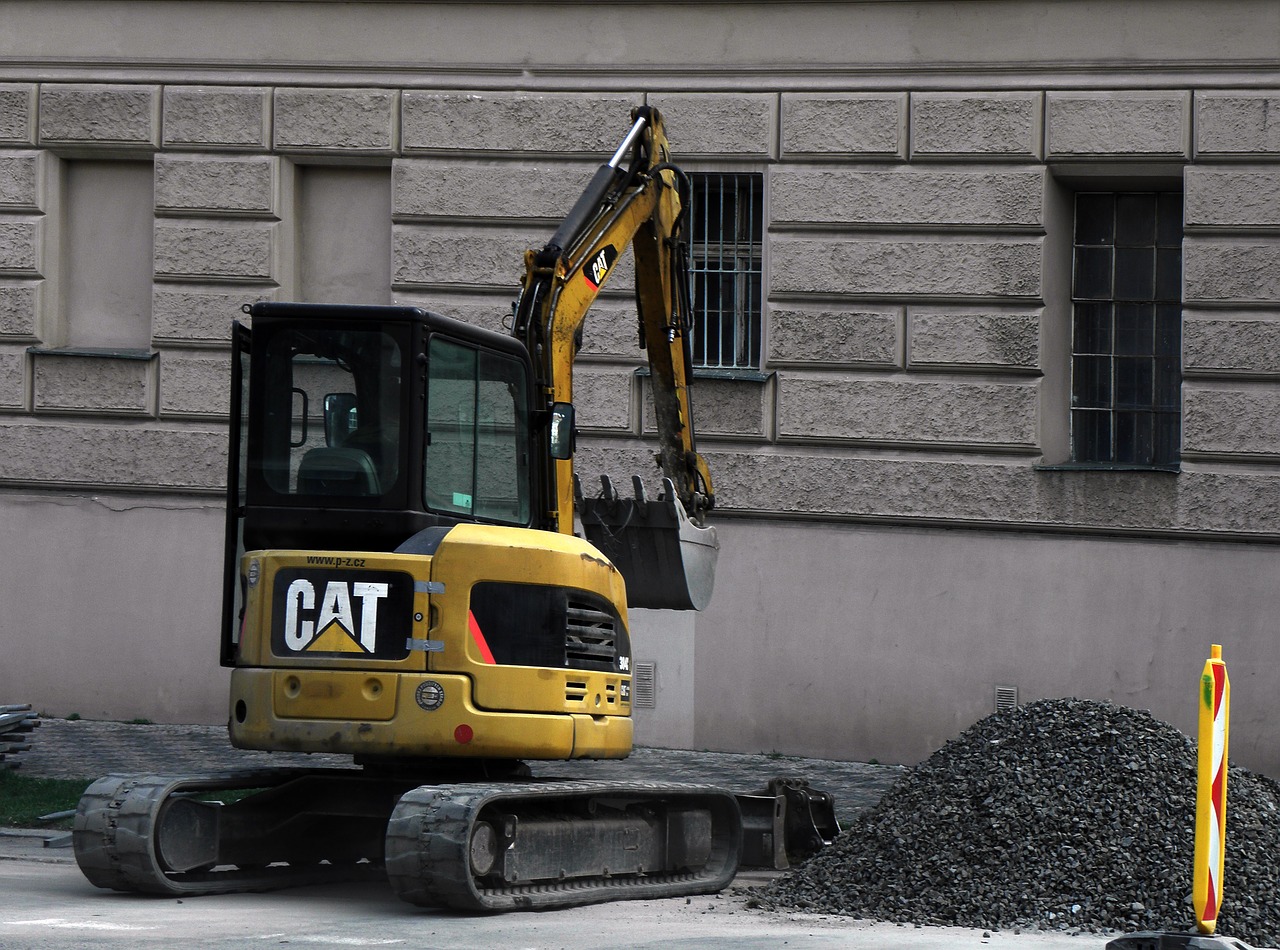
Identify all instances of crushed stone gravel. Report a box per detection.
[757,698,1280,947]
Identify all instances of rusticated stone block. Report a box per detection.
[163,86,271,149]
[1046,91,1190,158]
[771,236,1042,299]
[153,287,269,344]
[0,346,24,406]
[580,300,645,358]
[0,280,40,338]
[274,88,398,153]
[394,224,543,289]
[778,374,1038,447]
[154,222,276,281]
[159,351,231,418]
[32,351,154,414]
[645,375,767,439]
[573,368,633,431]
[394,158,597,219]
[780,93,905,157]
[912,92,1042,159]
[0,421,227,490]
[1184,313,1280,377]
[390,291,509,337]
[646,93,773,158]
[768,306,900,367]
[402,92,640,154]
[0,150,44,210]
[0,217,42,275]
[155,155,278,216]
[1196,92,1280,156]
[1185,241,1280,304]
[1186,166,1280,228]
[1184,386,1280,456]
[0,84,36,144]
[394,223,635,291]
[771,167,1043,228]
[909,309,1040,371]
[39,83,160,148]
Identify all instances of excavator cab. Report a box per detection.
[221,303,541,663]
[221,292,714,666]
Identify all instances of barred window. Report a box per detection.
[687,172,763,370]
[1071,191,1182,468]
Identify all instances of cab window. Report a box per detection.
[260,328,402,497]
[424,336,530,524]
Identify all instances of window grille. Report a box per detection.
[1071,191,1182,468]
[686,172,764,370]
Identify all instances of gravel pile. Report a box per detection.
[759,698,1280,946]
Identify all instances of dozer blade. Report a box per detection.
[577,475,718,611]
[735,778,842,870]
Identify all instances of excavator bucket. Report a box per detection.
[577,475,718,611]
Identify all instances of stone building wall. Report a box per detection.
[2,0,1279,770]
[4,84,1280,530]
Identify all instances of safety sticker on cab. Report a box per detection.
[271,569,413,660]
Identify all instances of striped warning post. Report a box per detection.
[1193,643,1230,935]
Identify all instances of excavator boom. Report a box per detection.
[513,106,718,609]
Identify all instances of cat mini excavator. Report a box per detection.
[73,107,836,911]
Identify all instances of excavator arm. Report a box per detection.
[512,107,718,610]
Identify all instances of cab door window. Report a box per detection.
[424,336,530,525]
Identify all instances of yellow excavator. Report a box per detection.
[72,107,835,911]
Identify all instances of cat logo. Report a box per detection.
[584,245,618,291]
[283,578,387,653]
[271,569,413,660]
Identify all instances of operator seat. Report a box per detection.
[296,447,380,495]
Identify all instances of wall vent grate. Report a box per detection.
[995,685,1019,713]
[633,661,657,709]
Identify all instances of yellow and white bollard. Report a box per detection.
[1193,643,1230,935]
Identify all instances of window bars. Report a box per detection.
[686,172,764,371]
[1071,191,1183,468]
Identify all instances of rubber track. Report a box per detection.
[385,780,741,911]
[72,770,381,897]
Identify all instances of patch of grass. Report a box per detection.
[127,718,154,725]
[0,771,93,828]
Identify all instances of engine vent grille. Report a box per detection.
[565,601,616,668]
[632,661,657,709]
